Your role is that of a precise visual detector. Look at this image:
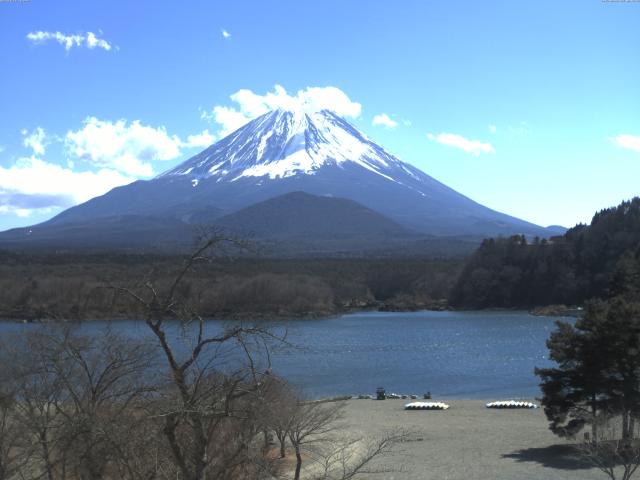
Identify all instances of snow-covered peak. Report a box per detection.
[160,108,422,185]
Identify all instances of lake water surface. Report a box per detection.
[1,310,567,399]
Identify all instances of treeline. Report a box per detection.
[451,197,640,308]
[0,253,463,321]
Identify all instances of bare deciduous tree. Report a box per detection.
[113,234,282,480]
[0,329,157,480]
[287,400,345,480]
[47,330,155,480]
[309,430,407,480]
[260,377,298,459]
[0,387,31,480]
[8,332,66,480]
[579,416,640,480]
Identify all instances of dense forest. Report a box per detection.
[451,197,640,308]
[0,251,462,321]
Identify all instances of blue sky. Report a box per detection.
[1,0,639,231]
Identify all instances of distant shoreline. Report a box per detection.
[1,301,584,324]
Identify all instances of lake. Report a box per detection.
[0,310,566,399]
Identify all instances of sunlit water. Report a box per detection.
[0,310,568,399]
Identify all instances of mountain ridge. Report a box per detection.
[0,108,564,253]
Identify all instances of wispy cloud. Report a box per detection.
[372,113,398,129]
[427,132,495,156]
[0,156,134,217]
[202,85,362,137]
[26,31,113,51]
[611,134,640,153]
[184,129,215,148]
[65,117,183,177]
[221,29,231,39]
[22,127,47,155]
[488,124,497,134]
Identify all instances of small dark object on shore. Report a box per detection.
[376,387,386,400]
[424,392,432,399]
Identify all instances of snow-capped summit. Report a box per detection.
[160,108,422,188]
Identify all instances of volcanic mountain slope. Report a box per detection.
[216,191,413,239]
[1,107,561,252]
[0,192,478,256]
[213,191,439,255]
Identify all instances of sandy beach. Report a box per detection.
[336,399,605,480]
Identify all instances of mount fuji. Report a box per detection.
[1,108,562,253]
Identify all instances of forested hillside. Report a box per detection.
[451,198,640,308]
[0,253,461,321]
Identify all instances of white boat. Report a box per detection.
[486,400,538,409]
[404,401,450,410]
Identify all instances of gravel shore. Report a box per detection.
[338,399,605,480]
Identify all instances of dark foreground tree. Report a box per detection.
[536,298,640,440]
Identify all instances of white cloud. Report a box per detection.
[221,29,231,38]
[489,124,497,134]
[0,156,134,217]
[611,134,640,153]
[22,127,47,155]
[184,129,215,148]
[85,31,112,50]
[26,31,113,51]
[427,132,495,156]
[372,113,398,129]
[1,118,214,219]
[300,86,361,118]
[65,117,183,177]
[202,84,362,137]
[207,106,252,137]
[14,209,33,218]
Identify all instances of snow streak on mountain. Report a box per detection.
[160,108,427,192]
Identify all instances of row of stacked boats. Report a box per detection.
[403,400,539,411]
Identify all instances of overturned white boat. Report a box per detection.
[404,402,450,410]
[486,400,538,409]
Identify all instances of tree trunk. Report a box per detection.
[193,418,208,480]
[43,443,55,480]
[622,409,630,442]
[294,444,302,480]
[280,438,286,458]
[591,394,598,443]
